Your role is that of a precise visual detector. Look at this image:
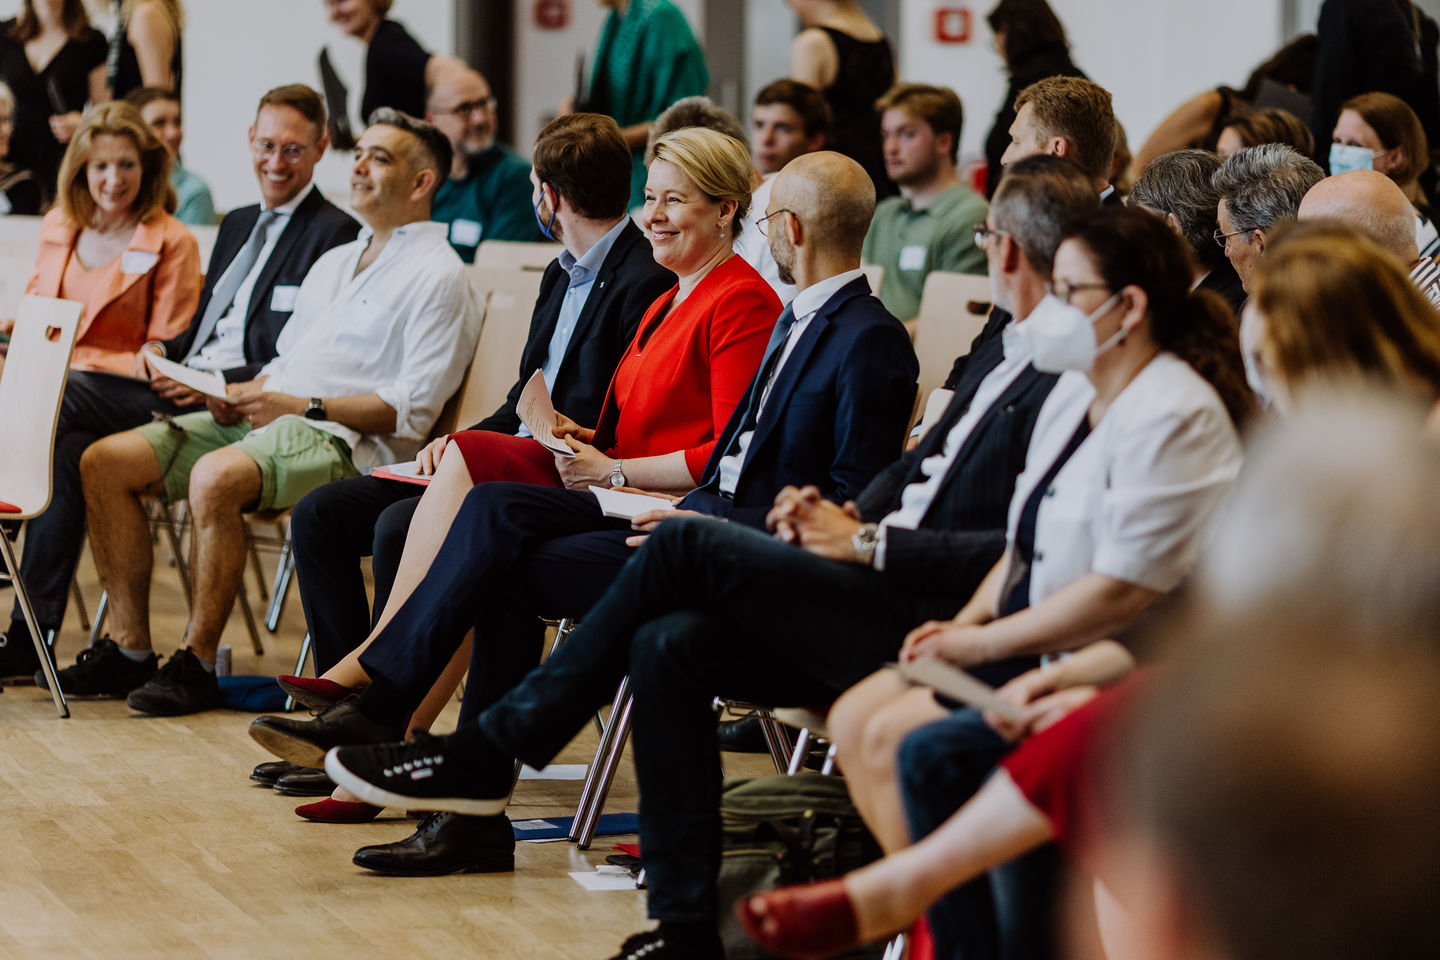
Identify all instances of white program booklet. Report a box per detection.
[518,369,575,458]
[589,485,677,522]
[144,353,232,401]
[370,460,432,487]
[891,658,1023,723]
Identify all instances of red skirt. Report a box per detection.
[446,430,565,488]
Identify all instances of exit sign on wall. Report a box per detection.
[935,6,972,44]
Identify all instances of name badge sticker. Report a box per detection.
[269,285,300,312]
[898,245,927,272]
[121,250,159,275]
[450,219,483,247]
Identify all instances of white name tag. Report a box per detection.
[898,245,927,272]
[450,218,483,247]
[121,250,159,275]
[269,285,300,312]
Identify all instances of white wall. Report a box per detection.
[898,0,1286,170]
[0,0,456,212]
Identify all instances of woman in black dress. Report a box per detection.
[325,0,432,121]
[788,0,896,198]
[983,0,1086,198]
[108,0,184,100]
[0,0,106,204]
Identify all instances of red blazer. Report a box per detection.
[27,208,202,374]
[592,254,779,481]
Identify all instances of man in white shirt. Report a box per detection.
[75,109,481,716]
[2,85,358,687]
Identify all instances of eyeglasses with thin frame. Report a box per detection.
[1213,227,1250,249]
[1047,280,1113,305]
[973,223,1011,250]
[756,208,795,236]
[252,139,309,164]
[433,97,498,116]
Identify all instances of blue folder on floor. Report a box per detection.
[511,813,639,840]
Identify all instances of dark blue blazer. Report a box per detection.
[162,188,359,382]
[472,219,675,434]
[682,275,918,528]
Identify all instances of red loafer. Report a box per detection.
[276,675,363,709]
[294,797,383,823]
[736,879,860,959]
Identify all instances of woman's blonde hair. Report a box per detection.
[649,126,753,237]
[1255,220,1440,400]
[55,101,173,227]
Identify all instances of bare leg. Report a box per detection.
[829,671,947,852]
[80,433,167,653]
[181,448,263,661]
[317,442,475,686]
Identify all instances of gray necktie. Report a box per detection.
[185,211,279,361]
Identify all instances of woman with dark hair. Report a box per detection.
[0,0,107,201]
[982,0,1085,198]
[325,0,433,123]
[811,206,1247,958]
[1216,105,1315,159]
[1330,92,1440,258]
[1133,33,1318,174]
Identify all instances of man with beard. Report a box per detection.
[425,59,540,259]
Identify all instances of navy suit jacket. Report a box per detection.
[682,275,918,528]
[472,220,674,434]
[857,327,1059,596]
[162,188,359,382]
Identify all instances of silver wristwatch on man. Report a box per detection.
[852,522,880,566]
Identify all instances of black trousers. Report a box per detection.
[472,517,1031,924]
[11,371,187,632]
[289,474,421,674]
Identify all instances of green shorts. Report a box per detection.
[135,412,358,511]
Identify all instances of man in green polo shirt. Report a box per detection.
[862,83,988,323]
[424,60,540,261]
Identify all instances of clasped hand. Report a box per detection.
[898,619,993,668]
[208,381,301,427]
[765,485,865,561]
[983,665,1100,742]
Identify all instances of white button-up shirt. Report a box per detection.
[999,352,1242,613]
[256,220,482,471]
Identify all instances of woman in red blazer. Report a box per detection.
[14,100,200,375]
[283,126,778,796]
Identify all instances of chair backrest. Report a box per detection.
[909,271,993,414]
[187,223,221,269]
[861,263,884,300]
[0,296,83,516]
[473,240,564,272]
[431,266,545,436]
[0,215,44,320]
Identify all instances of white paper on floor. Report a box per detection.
[519,764,588,780]
[570,868,639,892]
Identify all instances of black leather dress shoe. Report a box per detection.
[248,698,403,768]
[352,811,514,876]
[251,759,304,785]
[274,766,337,796]
[716,715,769,753]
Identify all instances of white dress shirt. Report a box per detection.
[735,174,797,305]
[716,268,863,494]
[256,220,482,471]
[188,182,315,373]
[999,352,1242,612]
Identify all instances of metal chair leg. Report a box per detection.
[820,743,838,776]
[570,676,632,848]
[757,710,794,774]
[283,632,313,711]
[236,582,264,656]
[69,576,90,631]
[785,727,813,776]
[156,502,193,609]
[249,539,269,603]
[87,590,108,648]
[264,542,294,632]
[0,534,67,718]
[881,932,907,960]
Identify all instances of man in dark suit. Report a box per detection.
[250,151,918,867]
[304,157,1099,960]
[0,84,357,679]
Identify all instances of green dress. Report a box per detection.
[587,0,709,208]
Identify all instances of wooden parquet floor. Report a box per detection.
[0,540,770,959]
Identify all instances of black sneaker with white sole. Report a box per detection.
[325,729,513,816]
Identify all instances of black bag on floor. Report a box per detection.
[716,771,885,959]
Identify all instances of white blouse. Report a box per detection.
[999,351,1243,613]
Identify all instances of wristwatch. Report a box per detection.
[304,397,327,421]
[609,459,627,488]
[852,523,880,566]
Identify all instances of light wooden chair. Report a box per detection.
[0,295,84,717]
[860,263,885,300]
[433,267,543,436]
[908,271,994,418]
[472,240,563,273]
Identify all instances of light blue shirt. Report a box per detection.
[516,217,630,437]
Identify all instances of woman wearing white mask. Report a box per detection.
[823,206,1251,869]
[1330,92,1440,259]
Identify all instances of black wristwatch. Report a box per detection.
[304,397,327,421]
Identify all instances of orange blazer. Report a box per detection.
[26,208,202,374]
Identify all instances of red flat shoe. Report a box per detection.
[294,797,382,823]
[276,675,363,709]
[736,879,859,959]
